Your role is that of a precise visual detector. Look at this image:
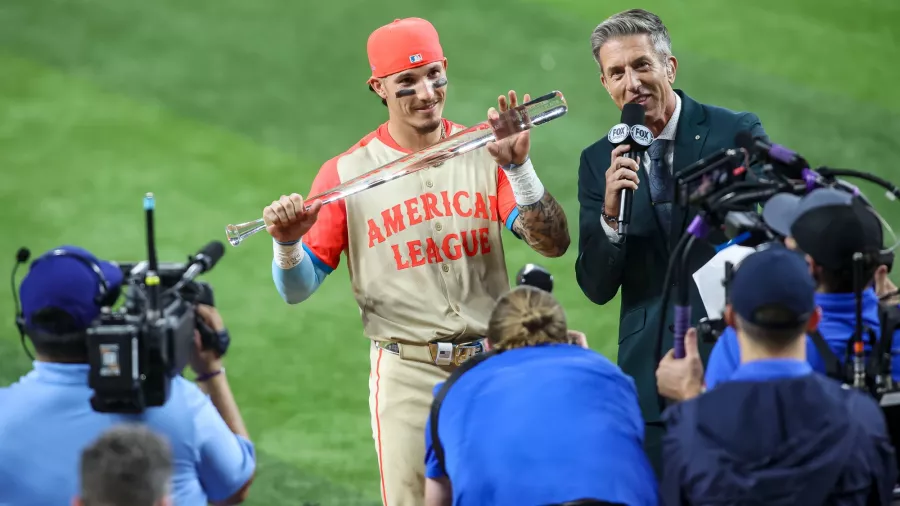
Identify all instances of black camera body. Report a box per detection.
[9,195,227,415]
[85,263,217,414]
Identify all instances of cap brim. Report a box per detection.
[98,260,124,289]
[762,193,802,237]
[368,57,444,80]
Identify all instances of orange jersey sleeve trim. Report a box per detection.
[303,158,346,272]
[496,167,519,231]
[303,132,380,272]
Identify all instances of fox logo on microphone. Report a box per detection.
[608,123,629,144]
[630,125,654,147]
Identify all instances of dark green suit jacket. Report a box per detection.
[575,89,767,466]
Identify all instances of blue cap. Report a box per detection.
[730,246,816,328]
[19,246,124,332]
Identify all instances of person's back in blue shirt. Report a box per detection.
[0,362,256,506]
[665,359,897,505]
[706,289,900,388]
[424,344,657,506]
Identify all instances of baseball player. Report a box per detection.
[262,17,570,506]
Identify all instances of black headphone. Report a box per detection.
[33,248,112,306]
[13,248,117,349]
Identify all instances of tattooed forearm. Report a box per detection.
[511,191,570,257]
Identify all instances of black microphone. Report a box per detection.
[608,103,654,236]
[180,241,225,284]
[12,248,31,306]
[516,263,553,293]
[734,130,809,177]
[12,247,34,359]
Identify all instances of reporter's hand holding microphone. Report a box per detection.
[603,144,641,232]
[603,103,653,236]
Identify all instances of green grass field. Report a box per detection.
[2,0,899,503]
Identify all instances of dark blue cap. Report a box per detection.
[19,246,124,331]
[762,188,883,270]
[730,246,816,328]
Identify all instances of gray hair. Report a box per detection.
[590,9,672,69]
[79,425,173,506]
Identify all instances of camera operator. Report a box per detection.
[0,246,256,506]
[75,425,173,506]
[704,188,900,389]
[661,246,897,505]
[423,285,657,506]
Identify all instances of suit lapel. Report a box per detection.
[668,90,709,252]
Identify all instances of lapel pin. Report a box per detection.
[695,135,700,140]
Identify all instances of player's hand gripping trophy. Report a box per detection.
[264,195,323,245]
[224,90,569,246]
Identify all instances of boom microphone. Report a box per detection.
[12,247,33,359]
[608,103,654,237]
[734,131,809,177]
[179,241,225,285]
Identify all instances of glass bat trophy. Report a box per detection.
[224,90,568,246]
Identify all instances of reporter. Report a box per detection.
[662,246,897,505]
[75,425,173,506]
[424,286,657,506]
[0,246,255,506]
[705,188,900,388]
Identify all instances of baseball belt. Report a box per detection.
[376,339,486,367]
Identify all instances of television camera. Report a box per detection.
[11,193,228,415]
[650,132,900,476]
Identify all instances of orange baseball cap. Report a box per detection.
[367,18,444,79]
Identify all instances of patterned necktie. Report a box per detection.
[647,139,673,232]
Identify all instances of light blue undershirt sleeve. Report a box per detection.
[501,159,526,239]
[271,242,331,304]
[505,208,520,234]
[181,379,257,501]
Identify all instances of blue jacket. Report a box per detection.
[706,289,900,388]
[424,344,658,506]
[663,360,897,505]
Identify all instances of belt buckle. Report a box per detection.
[432,342,453,366]
[429,340,484,366]
[452,340,484,366]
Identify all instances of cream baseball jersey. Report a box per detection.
[302,118,519,344]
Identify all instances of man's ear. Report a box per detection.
[442,57,448,72]
[807,306,823,332]
[368,77,388,100]
[724,305,735,327]
[666,55,677,83]
[806,255,818,276]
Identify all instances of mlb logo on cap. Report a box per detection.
[409,53,423,63]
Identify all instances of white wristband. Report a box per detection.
[502,158,544,206]
[273,239,304,269]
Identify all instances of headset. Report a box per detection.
[12,248,119,360]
